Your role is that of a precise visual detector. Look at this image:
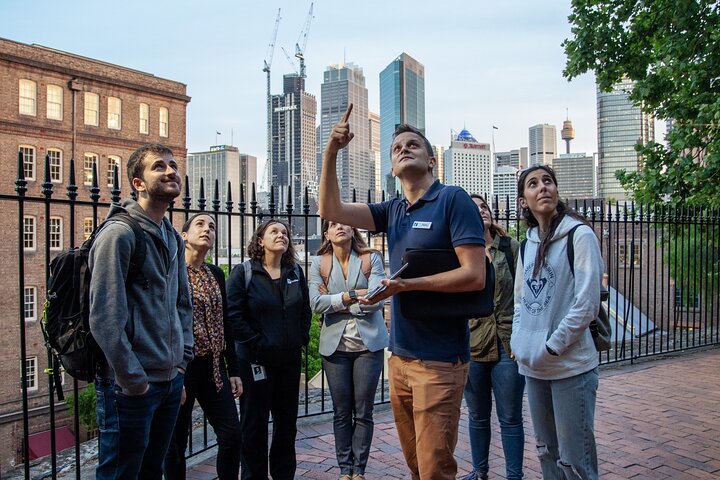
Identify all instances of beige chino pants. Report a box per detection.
[388,354,469,480]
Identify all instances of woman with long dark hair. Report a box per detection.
[309,220,388,480]
[511,165,603,479]
[462,195,525,480]
[226,219,311,480]
[164,213,243,480]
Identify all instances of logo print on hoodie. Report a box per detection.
[522,261,556,316]
[527,277,547,298]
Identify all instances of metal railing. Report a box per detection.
[2,152,719,478]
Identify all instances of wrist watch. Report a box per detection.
[348,290,358,303]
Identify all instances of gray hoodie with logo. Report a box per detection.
[89,200,193,395]
[510,215,602,380]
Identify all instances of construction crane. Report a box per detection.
[262,8,281,191]
[294,2,314,79]
[281,46,299,75]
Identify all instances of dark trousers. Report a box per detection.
[164,356,242,480]
[237,345,301,480]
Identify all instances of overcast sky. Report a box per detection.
[2,0,605,177]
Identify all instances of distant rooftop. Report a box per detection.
[456,129,478,142]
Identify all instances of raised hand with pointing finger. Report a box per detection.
[326,103,355,153]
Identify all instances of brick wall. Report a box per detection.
[0,37,190,470]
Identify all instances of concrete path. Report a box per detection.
[187,347,720,479]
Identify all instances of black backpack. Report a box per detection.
[520,224,612,352]
[41,213,147,396]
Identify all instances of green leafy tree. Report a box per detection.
[563,0,720,207]
[302,314,323,379]
[663,219,720,307]
[66,386,97,432]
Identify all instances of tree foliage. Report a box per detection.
[66,385,98,431]
[563,0,720,206]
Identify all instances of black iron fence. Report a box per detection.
[2,153,720,478]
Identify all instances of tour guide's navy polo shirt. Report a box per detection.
[368,180,485,362]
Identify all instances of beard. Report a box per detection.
[144,178,181,203]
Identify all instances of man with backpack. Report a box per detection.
[318,105,487,480]
[88,143,193,480]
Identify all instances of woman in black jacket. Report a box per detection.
[227,219,311,480]
[165,213,243,480]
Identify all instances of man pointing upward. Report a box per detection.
[318,104,486,480]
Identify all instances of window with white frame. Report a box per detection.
[23,216,35,251]
[107,155,121,188]
[139,103,149,134]
[25,357,38,391]
[159,107,169,137]
[47,148,62,183]
[83,218,94,240]
[108,97,122,130]
[49,216,63,250]
[84,153,98,185]
[46,84,63,120]
[84,92,99,126]
[19,79,37,116]
[19,146,35,180]
[618,243,641,267]
[24,286,37,322]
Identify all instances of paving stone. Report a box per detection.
[187,346,720,479]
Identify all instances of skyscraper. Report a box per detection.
[552,153,596,200]
[529,124,557,167]
[318,63,372,202]
[495,148,528,169]
[493,165,519,217]
[270,74,317,209]
[368,111,382,201]
[379,53,425,195]
[444,129,492,196]
[432,145,445,182]
[187,145,257,256]
[597,78,654,200]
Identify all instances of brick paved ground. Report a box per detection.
[187,346,720,479]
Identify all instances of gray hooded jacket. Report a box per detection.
[510,215,602,380]
[88,199,193,395]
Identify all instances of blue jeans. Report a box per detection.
[525,368,599,480]
[464,341,525,480]
[323,349,384,476]
[95,374,184,480]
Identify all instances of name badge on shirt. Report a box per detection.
[412,221,432,229]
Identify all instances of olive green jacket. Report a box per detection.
[469,234,520,362]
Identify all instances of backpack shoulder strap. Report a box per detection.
[242,260,253,290]
[108,213,147,285]
[520,238,527,266]
[320,253,333,286]
[566,224,583,277]
[499,236,515,281]
[360,252,372,279]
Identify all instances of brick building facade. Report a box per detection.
[0,37,190,469]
